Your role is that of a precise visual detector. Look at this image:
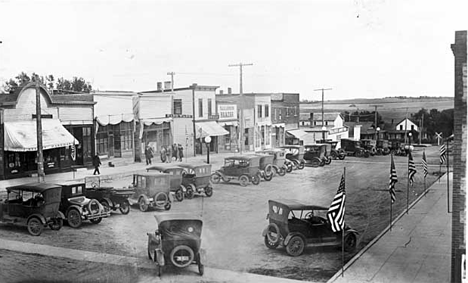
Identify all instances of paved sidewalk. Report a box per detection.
[328,173,452,283]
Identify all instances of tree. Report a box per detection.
[2,72,92,93]
[411,108,453,141]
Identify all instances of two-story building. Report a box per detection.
[0,83,95,179]
[271,93,300,147]
[298,112,349,144]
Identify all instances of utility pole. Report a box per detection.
[419,115,424,144]
[369,104,383,140]
[35,82,45,182]
[167,71,175,147]
[229,63,253,154]
[314,88,332,140]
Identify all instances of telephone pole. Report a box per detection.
[369,104,383,140]
[314,88,332,140]
[167,72,175,114]
[229,63,253,154]
[35,82,45,182]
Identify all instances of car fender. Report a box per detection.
[66,205,83,216]
[167,192,174,203]
[345,228,359,236]
[138,194,150,205]
[27,213,46,225]
[199,248,207,263]
[56,211,66,220]
[261,226,268,237]
[155,248,165,266]
[284,232,306,246]
[102,197,113,207]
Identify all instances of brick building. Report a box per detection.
[450,30,466,283]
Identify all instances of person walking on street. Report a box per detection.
[145,145,154,165]
[166,145,172,163]
[160,146,166,163]
[172,143,178,162]
[178,144,184,162]
[92,154,101,175]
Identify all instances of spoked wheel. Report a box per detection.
[175,188,184,202]
[139,197,149,212]
[204,186,213,197]
[286,235,305,257]
[344,233,358,252]
[325,157,332,165]
[239,175,249,187]
[49,218,63,231]
[251,174,261,185]
[331,151,338,160]
[297,160,305,169]
[310,158,321,167]
[119,201,130,215]
[276,166,286,176]
[27,217,44,236]
[90,217,102,224]
[263,165,274,181]
[186,184,195,199]
[210,173,221,184]
[67,208,82,228]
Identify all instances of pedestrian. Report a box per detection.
[160,146,166,163]
[145,145,154,165]
[178,144,184,162]
[92,154,101,175]
[172,143,178,162]
[166,145,172,163]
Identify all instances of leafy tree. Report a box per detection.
[411,108,453,141]
[2,72,92,93]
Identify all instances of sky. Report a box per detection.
[0,0,466,101]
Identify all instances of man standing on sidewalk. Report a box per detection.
[92,154,101,175]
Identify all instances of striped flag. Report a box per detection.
[70,144,76,161]
[422,151,428,178]
[389,154,398,203]
[408,152,416,185]
[327,173,346,233]
[439,144,447,164]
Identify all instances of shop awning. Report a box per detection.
[4,120,78,152]
[286,129,309,140]
[196,121,229,139]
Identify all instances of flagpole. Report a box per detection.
[406,153,410,214]
[446,139,450,213]
[390,198,393,231]
[341,167,345,277]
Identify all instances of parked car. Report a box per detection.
[211,155,261,187]
[129,173,173,212]
[376,140,391,155]
[83,177,133,215]
[56,181,110,228]
[360,139,377,156]
[177,163,213,198]
[0,182,65,236]
[262,199,359,256]
[340,138,370,158]
[147,214,205,276]
[245,154,274,181]
[318,140,346,160]
[280,145,305,170]
[255,149,287,176]
[146,164,187,202]
[304,144,327,167]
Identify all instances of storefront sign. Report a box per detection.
[165,114,193,118]
[218,105,237,120]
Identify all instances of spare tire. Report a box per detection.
[170,245,195,268]
[154,192,168,207]
[87,199,101,215]
[265,223,280,246]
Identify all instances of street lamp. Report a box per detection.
[204,136,211,164]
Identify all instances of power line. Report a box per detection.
[228,63,253,94]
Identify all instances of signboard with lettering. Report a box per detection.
[165,114,193,118]
[218,104,237,121]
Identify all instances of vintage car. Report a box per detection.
[177,164,213,198]
[262,199,358,256]
[318,140,346,160]
[56,181,110,228]
[303,144,327,167]
[211,155,261,187]
[376,140,391,155]
[0,182,65,236]
[244,154,274,181]
[147,214,205,276]
[129,173,173,212]
[360,139,377,156]
[146,164,187,202]
[340,138,370,158]
[279,145,305,170]
[83,177,133,215]
[255,149,287,176]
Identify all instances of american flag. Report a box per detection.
[327,173,346,233]
[408,152,416,185]
[422,151,428,178]
[439,144,447,164]
[389,154,398,203]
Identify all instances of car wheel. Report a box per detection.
[67,208,82,228]
[325,157,332,165]
[205,186,213,197]
[264,235,279,249]
[49,218,63,231]
[319,159,325,167]
[364,151,370,158]
[286,235,305,257]
[239,175,249,187]
[175,188,184,202]
[251,174,261,185]
[263,170,273,181]
[344,233,357,252]
[311,158,321,167]
[186,184,195,199]
[139,197,149,212]
[27,217,44,236]
[276,167,286,176]
[339,154,346,160]
[331,151,338,160]
[90,217,102,224]
[101,199,111,212]
[285,163,293,173]
[211,173,221,184]
[298,160,305,169]
[87,199,101,216]
[164,202,171,211]
[119,201,130,215]
[265,223,280,247]
[154,192,168,207]
[170,245,195,268]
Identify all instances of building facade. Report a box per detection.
[271,93,299,147]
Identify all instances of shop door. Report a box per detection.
[114,133,122,158]
[108,135,114,157]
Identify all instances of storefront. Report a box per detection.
[195,121,229,154]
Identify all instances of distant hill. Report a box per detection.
[300,97,454,122]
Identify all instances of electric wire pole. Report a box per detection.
[369,104,383,140]
[314,88,332,140]
[229,63,253,154]
[35,82,45,182]
[167,71,176,147]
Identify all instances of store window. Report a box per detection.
[198,99,203,117]
[174,99,182,115]
[265,105,269,117]
[208,99,212,117]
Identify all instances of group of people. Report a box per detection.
[145,143,184,165]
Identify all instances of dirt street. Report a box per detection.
[0,146,442,282]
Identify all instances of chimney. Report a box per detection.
[227,87,232,94]
[157,82,163,91]
[164,81,172,90]
[219,90,224,95]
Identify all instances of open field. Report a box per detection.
[301,97,454,121]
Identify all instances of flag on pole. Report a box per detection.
[70,144,76,161]
[439,144,447,164]
[422,151,428,178]
[389,154,398,203]
[327,173,346,233]
[408,152,417,185]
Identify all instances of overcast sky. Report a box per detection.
[0,0,466,100]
